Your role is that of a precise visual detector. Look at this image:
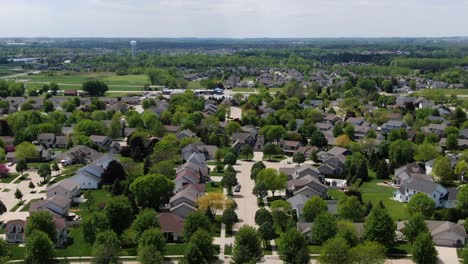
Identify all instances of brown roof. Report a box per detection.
[158,212,184,235]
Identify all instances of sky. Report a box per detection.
[1,0,467,38]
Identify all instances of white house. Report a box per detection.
[46,179,81,201]
[70,154,114,189]
[393,178,457,208]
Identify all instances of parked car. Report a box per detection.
[234,185,241,192]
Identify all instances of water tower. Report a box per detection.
[130,40,137,59]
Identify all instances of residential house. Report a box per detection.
[158,212,184,242]
[181,142,218,161]
[4,212,28,243]
[70,154,114,189]
[278,140,303,155]
[392,163,426,186]
[397,220,466,247]
[169,184,205,218]
[46,179,81,201]
[381,120,407,134]
[56,145,102,165]
[176,129,197,140]
[89,135,113,150]
[393,177,457,208]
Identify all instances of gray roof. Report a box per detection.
[401,178,439,194]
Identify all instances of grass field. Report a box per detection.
[360,179,409,220]
[0,64,24,77]
[415,88,468,97]
[16,72,149,85]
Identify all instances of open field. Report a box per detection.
[14,72,149,85]
[415,88,468,97]
[0,64,25,77]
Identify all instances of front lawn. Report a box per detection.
[0,173,17,183]
[263,155,287,162]
[206,181,223,193]
[360,179,409,220]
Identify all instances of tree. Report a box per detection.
[38,163,51,183]
[0,238,9,263]
[16,159,28,175]
[336,220,360,247]
[232,225,264,264]
[381,79,393,93]
[109,114,122,139]
[43,99,54,113]
[263,142,281,160]
[130,174,174,210]
[14,188,23,203]
[221,208,238,228]
[104,195,133,235]
[15,141,39,161]
[414,143,440,162]
[447,134,459,150]
[255,207,273,226]
[311,212,337,244]
[407,193,435,217]
[101,160,126,185]
[337,196,366,222]
[389,139,416,168]
[303,196,327,222]
[375,160,390,179]
[92,230,120,264]
[225,121,242,135]
[349,241,386,264]
[336,134,351,147]
[138,245,163,264]
[458,185,468,210]
[82,212,111,244]
[0,200,6,215]
[270,200,294,232]
[240,145,253,160]
[277,229,310,264]
[184,230,217,264]
[292,152,305,165]
[364,206,395,248]
[455,160,468,179]
[256,168,287,197]
[139,228,166,255]
[345,152,369,184]
[433,156,454,182]
[26,211,58,243]
[412,232,438,264]
[403,213,429,243]
[183,211,211,240]
[221,172,238,195]
[24,230,55,264]
[197,192,232,216]
[82,80,108,96]
[131,209,160,237]
[461,244,468,264]
[224,152,237,165]
[258,222,277,243]
[318,236,350,264]
[310,130,328,148]
[251,161,266,180]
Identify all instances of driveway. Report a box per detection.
[436,246,459,264]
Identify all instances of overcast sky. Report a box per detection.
[1,0,467,38]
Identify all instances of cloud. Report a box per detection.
[0,0,466,37]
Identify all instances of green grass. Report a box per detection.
[225,244,233,255]
[416,88,468,97]
[388,241,412,255]
[0,173,17,183]
[186,81,202,89]
[308,245,322,254]
[0,64,24,77]
[206,181,223,193]
[166,244,187,255]
[8,244,26,260]
[55,228,93,257]
[360,179,409,220]
[263,155,287,162]
[20,199,41,212]
[10,202,23,212]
